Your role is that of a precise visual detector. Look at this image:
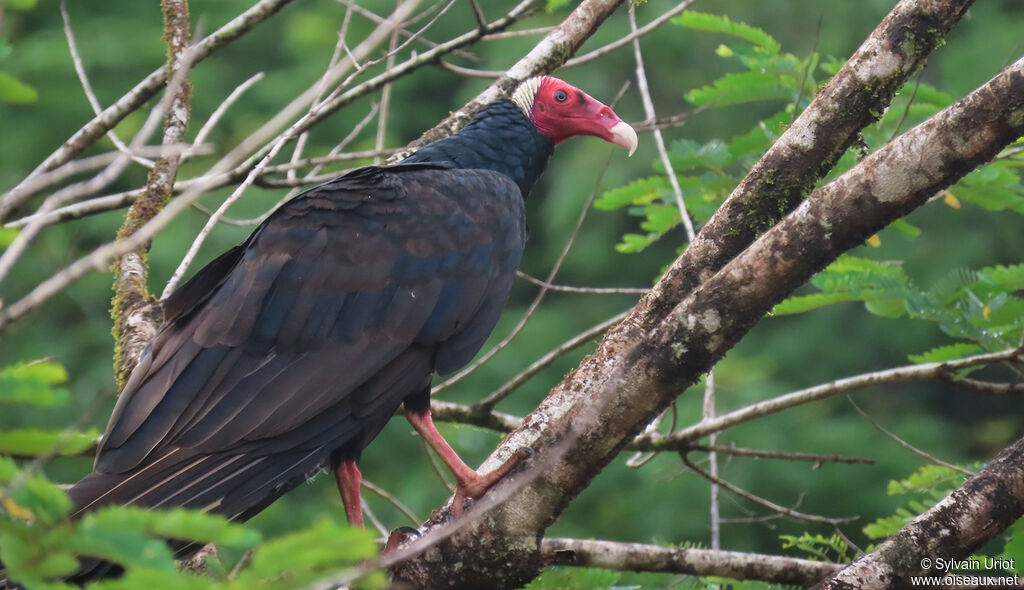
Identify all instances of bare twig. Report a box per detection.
[638,346,1024,448]
[688,444,874,465]
[628,8,694,241]
[847,398,973,476]
[515,272,648,294]
[542,537,840,587]
[563,0,697,68]
[1,0,297,220]
[938,372,1024,395]
[816,436,1024,589]
[60,0,153,169]
[362,479,421,525]
[704,369,720,549]
[472,311,628,412]
[0,69,176,286]
[186,72,265,159]
[682,454,857,525]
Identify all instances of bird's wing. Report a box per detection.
[95,164,527,474]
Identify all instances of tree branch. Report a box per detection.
[109,0,192,389]
[0,0,296,221]
[542,537,841,587]
[813,436,1024,589]
[390,47,1024,590]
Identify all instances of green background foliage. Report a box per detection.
[2,0,1023,587]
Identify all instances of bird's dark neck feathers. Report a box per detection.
[402,99,554,197]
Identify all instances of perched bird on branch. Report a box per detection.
[15,76,637,585]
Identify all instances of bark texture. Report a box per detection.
[110,0,191,388]
[391,53,1024,589]
[813,436,1024,589]
[543,538,841,587]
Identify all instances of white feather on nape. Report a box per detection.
[511,76,545,117]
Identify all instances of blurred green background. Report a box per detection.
[2,0,1023,583]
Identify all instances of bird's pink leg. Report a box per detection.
[406,410,525,514]
[334,460,364,528]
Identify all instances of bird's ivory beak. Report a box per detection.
[609,121,638,157]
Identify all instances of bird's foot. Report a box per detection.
[451,447,532,515]
[382,526,421,555]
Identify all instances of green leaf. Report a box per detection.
[908,342,983,364]
[525,567,622,590]
[726,111,790,160]
[888,218,921,238]
[0,361,70,407]
[673,11,781,54]
[70,513,179,572]
[5,0,38,9]
[4,475,74,524]
[545,0,570,12]
[905,82,953,107]
[979,263,1024,290]
[89,567,214,590]
[0,70,37,104]
[887,464,963,495]
[0,226,18,248]
[685,71,795,107]
[772,292,860,315]
[998,519,1024,575]
[77,506,259,554]
[863,297,906,318]
[0,428,99,457]
[146,508,260,548]
[615,232,657,254]
[595,177,667,210]
[666,138,731,171]
[238,520,377,588]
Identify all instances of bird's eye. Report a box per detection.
[553,90,568,103]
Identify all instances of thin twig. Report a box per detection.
[361,497,391,539]
[704,370,720,549]
[890,74,923,141]
[847,397,973,476]
[637,346,1024,448]
[472,310,628,412]
[421,438,455,493]
[628,8,695,241]
[0,66,176,286]
[515,271,648,294]
[563,0,696,68]
[187,72,265,159]
[0,145,203,213]
[375,18,402,165]
[437,60,503,79]
[687,444,874,465]
[362,479,421,525]
[939,374,1024,394]
[60,0,153,168]
[1,0,297,219]
[682,453,858,525]
[482,26,553,40]
[335,0,478,61]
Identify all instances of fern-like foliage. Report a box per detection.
[772,256,1024,359]
[0,361,385,590]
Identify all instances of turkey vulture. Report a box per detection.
[56,76,635,578]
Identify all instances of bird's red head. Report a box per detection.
[512,76,637,156]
